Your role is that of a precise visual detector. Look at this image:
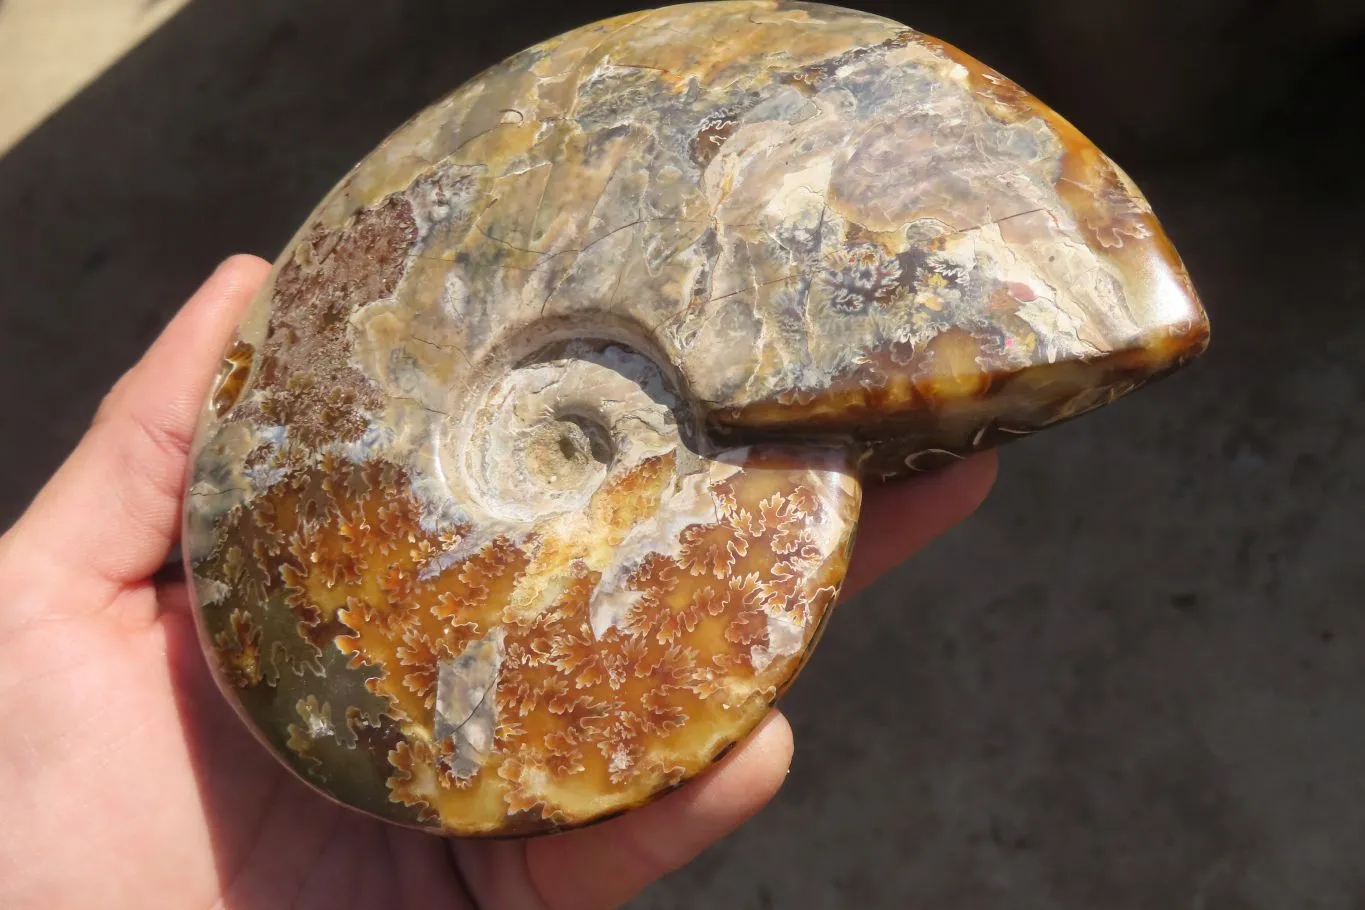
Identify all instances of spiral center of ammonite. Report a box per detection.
[522,412,614,493]
[454,338,695,524]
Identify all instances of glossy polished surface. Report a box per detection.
[183,1,1208,836]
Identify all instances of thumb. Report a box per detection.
[0,255,271,619]
[455,711,794,910]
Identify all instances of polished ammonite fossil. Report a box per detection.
[183,1,1210,836]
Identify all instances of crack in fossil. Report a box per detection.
[949,206,1050,235]
[603,61,685,80]
[408,333,474,370]
[441,665,501,755]
[392,396,452,418]
[190,485,251,498]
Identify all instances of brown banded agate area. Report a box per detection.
[183,1,1209,835]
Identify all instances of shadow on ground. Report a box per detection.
[2,1,1364,907]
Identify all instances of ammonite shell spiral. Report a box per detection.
[184,1,1210,836]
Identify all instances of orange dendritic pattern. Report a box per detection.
[199,447,854,833]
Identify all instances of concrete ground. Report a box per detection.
[2,1,1363,907]
[0,0,194,155]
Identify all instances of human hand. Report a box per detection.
[0,255,996,910]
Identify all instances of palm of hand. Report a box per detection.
[0,257,994,910]
[0,594,497,908]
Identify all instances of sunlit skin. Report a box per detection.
[0,256,995,909]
